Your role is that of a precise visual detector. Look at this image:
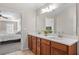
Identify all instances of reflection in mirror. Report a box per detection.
[36,3,76,36]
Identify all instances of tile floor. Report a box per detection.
[7,49,34,55]
[0,42,20,55]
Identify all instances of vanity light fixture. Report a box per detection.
[41,7,49,14]
[48,4,58,12]
[41,4,58,14]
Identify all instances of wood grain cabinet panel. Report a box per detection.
[53,48,67,55]
[51,41,77,55]
[51,47,54,55]
[51,41,67,52]
[28,35,32,50]
[37,37,41,55]
[31,36,37,54]
[68,44,77,55]
[28,35,77,55]
[51,42,67,55]
[41,39,50,55]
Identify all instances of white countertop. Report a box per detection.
[28,33,79,46]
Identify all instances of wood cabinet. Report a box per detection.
[68,44,77,55]
[51,41,67,55]
[28,35,32,50]
[28,35,77,55]
[53,48,67,55]
[51,41,77,55]
[31,36,37,54]
[37,37,41,55]
[41,39,50,55]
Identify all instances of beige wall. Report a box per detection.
[77,3,79,55]
[21,9,36,49]
[55,4,76,35]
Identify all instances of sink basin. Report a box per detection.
[46,35,64,39]
[46,35,58,39]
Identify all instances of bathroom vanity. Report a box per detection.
[28,33,78,55]
[27,3,78,55]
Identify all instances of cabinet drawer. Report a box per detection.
[51,41,67,52]
[41,39,50,45]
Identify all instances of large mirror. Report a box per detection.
[36,3,76,36]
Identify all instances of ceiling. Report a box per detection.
[0,3,76,16]
[39,3,76,17]
[0,3,45,10]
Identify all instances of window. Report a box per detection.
[6,24,14,34]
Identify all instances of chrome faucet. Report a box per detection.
[57,32,63,38]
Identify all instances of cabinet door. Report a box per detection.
[31,36,37,54]
[41,39,50,55]
[53,48,67,55]
[37,38,41,55]
[51,41,67,52]
[28,35,32,50]
[68,44,77,55]
[51,47,54,55]
[51,41,67,55]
